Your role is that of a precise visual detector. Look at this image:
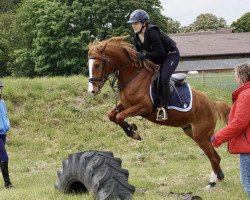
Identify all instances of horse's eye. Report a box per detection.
[94,64,100,69]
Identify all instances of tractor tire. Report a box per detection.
[55,150,135,200]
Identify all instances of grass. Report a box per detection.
[0,75,247,200]
[186,72,237,92]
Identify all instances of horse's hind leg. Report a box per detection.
[181,124,193,139]
[191,123,224,188]
[182,124,223,187]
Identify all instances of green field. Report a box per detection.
[0,76,247,200]
[186,72,237,92]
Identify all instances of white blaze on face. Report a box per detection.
[88,59,95,94]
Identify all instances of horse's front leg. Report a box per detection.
[108,103,140,140]
[107,102,124,123]
[115,104,150,140]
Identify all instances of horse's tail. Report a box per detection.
[213,101,231,124]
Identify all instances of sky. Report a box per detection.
[160,0,250,26]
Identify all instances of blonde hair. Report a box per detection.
[235,63,250,84]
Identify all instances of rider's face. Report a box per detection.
[131,22,143,33]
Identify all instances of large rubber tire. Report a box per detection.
[55,150,135,200]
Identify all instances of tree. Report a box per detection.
[163,17,181,34]
[11,0,90,76]
[0,11,23,77]
[83,0,174,39]
[184,13,227,32]
[0,0,22,14]
[231,12,250,32]
[0,0,23,77]
[10,0,176,77]
[0,40,10,77]
[0,0,180,77]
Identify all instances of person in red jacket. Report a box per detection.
[211,63,250,198]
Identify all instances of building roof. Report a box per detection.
[170,30,250,58]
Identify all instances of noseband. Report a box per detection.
[88,56,120,91]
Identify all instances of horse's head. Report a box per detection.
[87,36,135,95]
[87,41,113,95]
[87,35,158,95]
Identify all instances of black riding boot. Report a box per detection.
[1,161,13,189]
[157,80,170,121]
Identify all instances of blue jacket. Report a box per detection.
[0,100,10,135]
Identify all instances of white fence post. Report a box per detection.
[202,71,206,86]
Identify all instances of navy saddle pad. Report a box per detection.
[150,81,193,112]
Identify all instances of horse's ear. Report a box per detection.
[107,35,130,43]
[119,35,130,41]
[97,42,107,53]
[88,42,93,49]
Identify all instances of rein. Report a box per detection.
[107,63,143,92]
[116,67,142,92]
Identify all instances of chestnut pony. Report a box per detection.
[87,35,230,188]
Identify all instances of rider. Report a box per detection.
[127,9,180,121]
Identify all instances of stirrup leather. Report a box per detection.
[156,107,168,121]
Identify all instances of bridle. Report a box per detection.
[88,57,111,90]
[88,56,143,92]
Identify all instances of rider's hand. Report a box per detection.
[138,52,146,60]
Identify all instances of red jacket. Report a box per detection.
[212,81,250,154]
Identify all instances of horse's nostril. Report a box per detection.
[91,90,95,94]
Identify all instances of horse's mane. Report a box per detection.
[88,35,159,73]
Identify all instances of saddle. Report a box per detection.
[150,72,191,111]
[170,73,187,93]
[154,73,187,98]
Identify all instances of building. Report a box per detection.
[170,29,250,72]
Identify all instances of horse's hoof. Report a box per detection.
[217,169,224,181]
[132,132,141,140]
[131,123,138,131]
[204,182,216,190]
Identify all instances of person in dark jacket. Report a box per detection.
[0,81,13,189]
[127,9,180,121]
[211,63,250,199]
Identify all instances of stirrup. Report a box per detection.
[156,107,168,121]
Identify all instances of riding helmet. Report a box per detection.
[127,9,149,23]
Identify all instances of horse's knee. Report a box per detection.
[116,114,124,125]
[107,113,114,122]
[107,111,118,123]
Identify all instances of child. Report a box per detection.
[0,81,13,188]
